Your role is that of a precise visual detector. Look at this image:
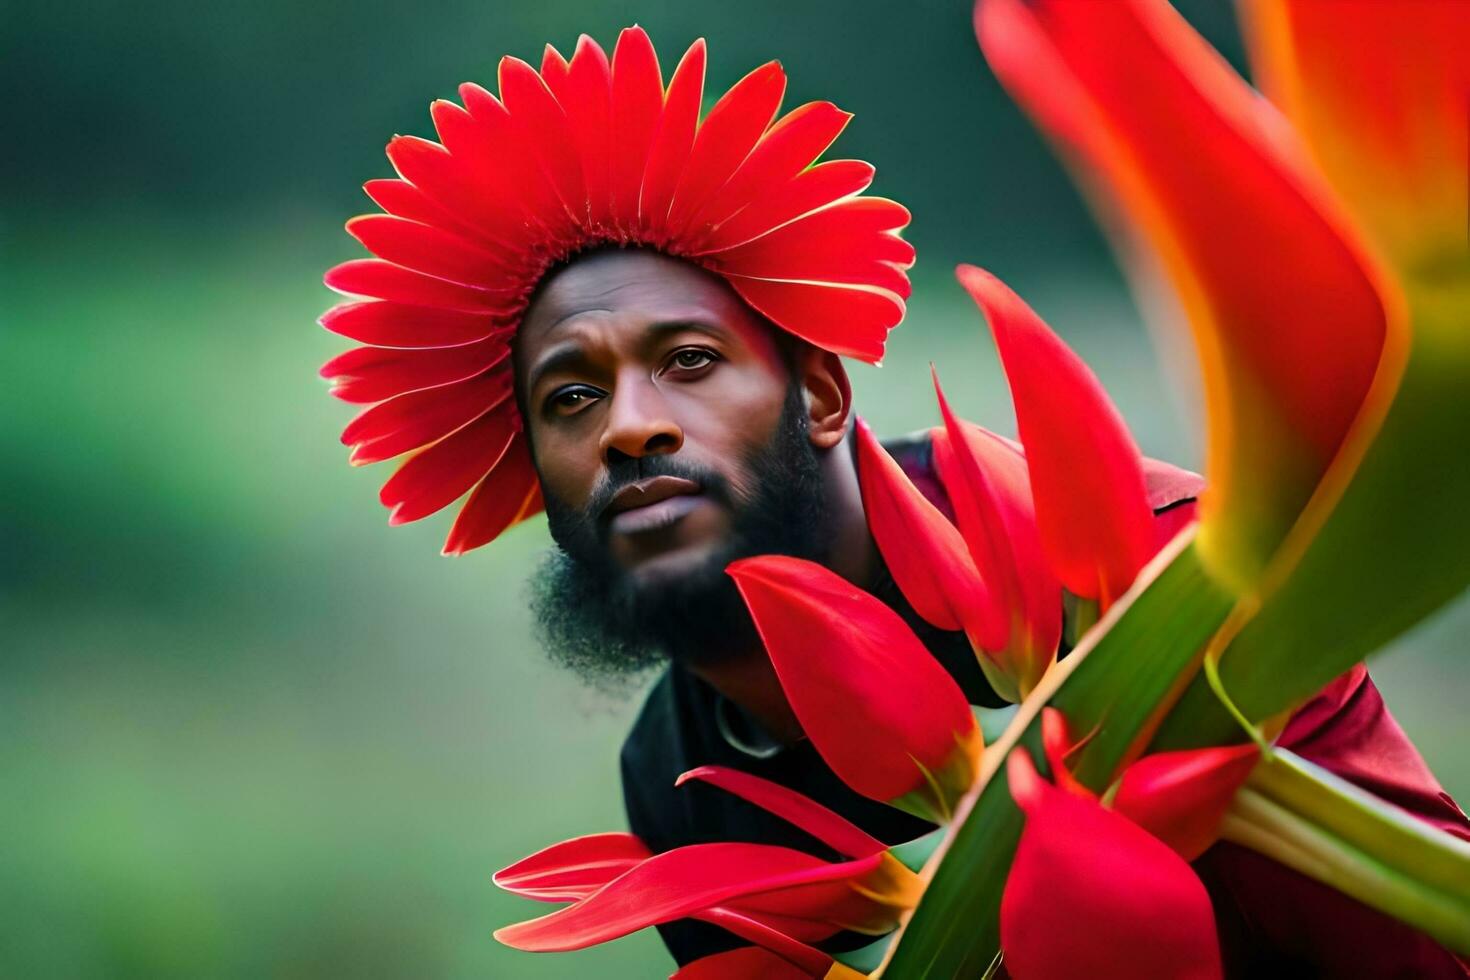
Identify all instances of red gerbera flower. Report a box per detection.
[320,27,914,554]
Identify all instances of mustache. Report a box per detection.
[584,454,737,523]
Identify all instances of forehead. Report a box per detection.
[516,249,774,356]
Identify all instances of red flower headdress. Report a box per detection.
[320,27,915,554]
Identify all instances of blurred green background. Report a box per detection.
[4,1,1465,977]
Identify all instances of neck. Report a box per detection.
[689,429,874,745]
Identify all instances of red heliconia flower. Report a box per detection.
[728,555,983,823]
[321,27,914,554]
[957,264,1156,610]
[1002,747,1224,980]
[494,831,651,902]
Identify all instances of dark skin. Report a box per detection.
[514,249,878,742]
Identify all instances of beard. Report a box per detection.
[528,384,832,685]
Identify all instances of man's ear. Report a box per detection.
[799,348,852,450]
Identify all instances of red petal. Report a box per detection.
[319,301,502,349]
[694,909,835,976]
[499,55,588,227]
[691,101,852,233]
[665,61,787,240]
[324,259,513,313]
[494,842,881,952]
[854,417,990,635]
[345,214,521,290]
[385,129,530,251]
[727,556,976,806]
[976,0,1393,591]
[958,265,1153,607]
[640,39,707,239]
[494,832,652,902]
[1003,750,1223,980]
[378,402,519,524]
[1039,707,1090,799]
[676,766,884,859]
[671,946,821,980]
[695,160,875,254]
[442,434,544,554]
[318,338,509,404]
[556,35,614,232]
[1112,743,1260,862]
[340,369,512,465]
[724,277,900,364]
[609,26,664,235]
[539,43,569,89]
[931,377,1061,700]
[362,178,468,235]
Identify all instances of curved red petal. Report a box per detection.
[324,259,514,313]
[441,434,544,554]
[362,177,468,235]
[665,61,787,240]
[695,160,875,254]
[854,417,990,636]
[499,55,588,227]
[341,370,512,465]
[386,128,530,251]
[1112,743,1260,861]
[378,401,519,525]
[976,0,1393,591]
[494,831,652,902]
[493,842,881,952]
[691,101,852,233]
[319,300,502,349]
[319,338,509,404]
[693,909,835,976]
[609,26,664,235]
[539,43,569,90]
[345,214,521,290]
[1002,750,1223,980]
[556,35,614,232]
[931,377,1061,700]
[640,38,707,239]
[725,277,900,364]
[676,766,884,859]
[1039,707,1090,799]
[727,555,975,806]
[671,946,822,980]
[958,264,1153,607]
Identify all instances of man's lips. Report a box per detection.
[604,476,704,535]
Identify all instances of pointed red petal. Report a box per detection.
[695,160,875,254]
[442,434,543,554]
[676,766,884,859]
[958,264,1153,607]
[341,370,512,465]
[1039,707,1090,799]
[386,127,531,251]
[930,376,1061,700]
[539,43,569,89]
[693,909,835,976]
[724,277,900,364]
[318,338,509,404]
[727,555,976,806]
[345,214,521,290]
[499,55,588,228]
[494,832,651,902]
[362,178,467,235]
[609,26,664,235]
[378,401,519,524]
[854,417,990,636]
[665,61,787,239]
[1112,743,1260,862]
[671,946,822,980]
[324,259,513,313]
[691,101,852,233]
[554,35,614,232]
[1002,750,1223,980]
[319,300,502,349]
[494,842,881,952]
[640,39,707,239]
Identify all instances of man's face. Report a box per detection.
[513,248,832,675]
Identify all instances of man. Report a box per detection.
[321,28,1469,977]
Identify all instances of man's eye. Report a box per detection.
[548,386,602,416]
[666,347,718,374]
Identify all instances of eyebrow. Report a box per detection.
[526,318,730,393]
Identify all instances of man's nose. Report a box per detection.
[599,375,684,463]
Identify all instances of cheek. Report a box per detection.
[673,368,790,495]
[528,424,601,511]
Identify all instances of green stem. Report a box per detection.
[1222,750,1470,954]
